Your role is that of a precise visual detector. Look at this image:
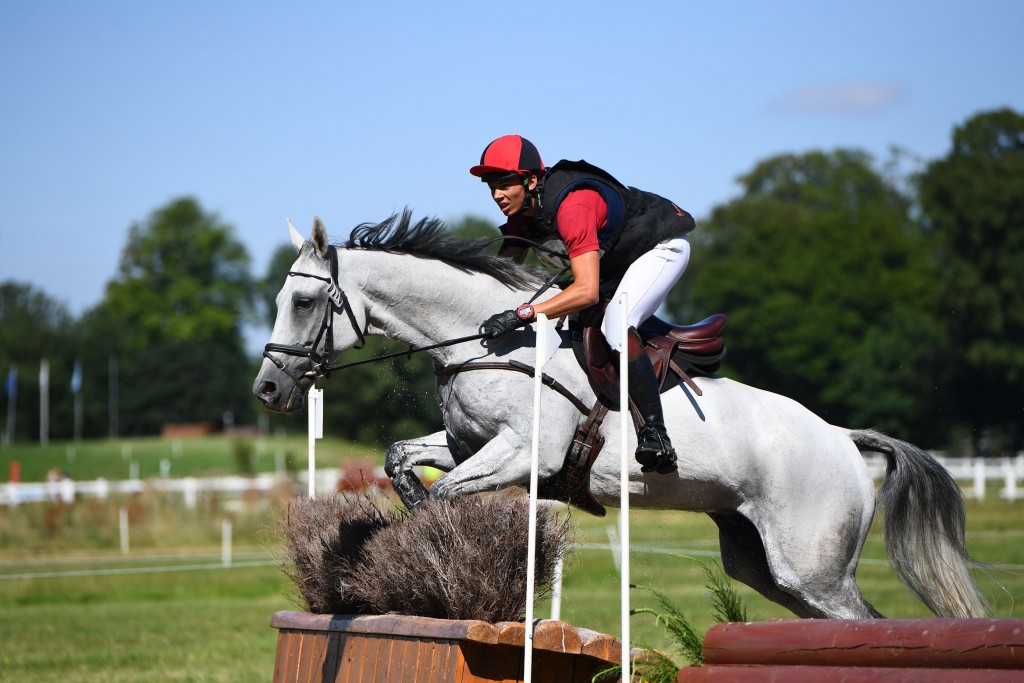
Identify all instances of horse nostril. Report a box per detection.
[260,381,277,396]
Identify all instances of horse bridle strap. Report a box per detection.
[435,359,591,416]
[263,246,366,378]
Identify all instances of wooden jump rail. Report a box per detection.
[270,610,629,683]
[677,618,1024,682]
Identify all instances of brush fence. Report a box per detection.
[678,618,1024,682]
[270,611,626,683]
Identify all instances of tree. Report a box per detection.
[93,197,256,434]
[104,197,254,349]
[667,150,947,443]
[917,108,1024,449]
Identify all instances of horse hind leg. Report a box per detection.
[710,511,820,618]
[709,510,883,619]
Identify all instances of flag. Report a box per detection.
[71,360,82,394]
[535,313,562,367]
[39,359,49,390]
[5,366,15,397]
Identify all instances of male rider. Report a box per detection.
[473,134,694,475]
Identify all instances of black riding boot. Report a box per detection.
[627,331,678,474]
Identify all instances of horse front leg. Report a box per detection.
[429,424,564,499]
[385,430,458,511]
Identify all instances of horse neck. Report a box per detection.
[343,249,532,362]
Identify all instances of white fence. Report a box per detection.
[0,466,393,508]
[2,457,1023,508]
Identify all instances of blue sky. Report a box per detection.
[2,1,1022,336]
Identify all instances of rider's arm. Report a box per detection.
[533,250,600,319]
[531,189,606,319]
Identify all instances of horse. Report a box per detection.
[253,211,990,620]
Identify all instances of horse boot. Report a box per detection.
[390,470,429,511]
[626,329,678,474]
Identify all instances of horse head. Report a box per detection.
[253,217,367,412]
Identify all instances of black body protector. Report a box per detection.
[521,159,695,284]
[517,160,697,474]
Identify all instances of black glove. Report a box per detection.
[481,304,535,338]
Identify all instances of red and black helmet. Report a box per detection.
[469,135,545,182]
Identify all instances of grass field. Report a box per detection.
[1,436,1023,681]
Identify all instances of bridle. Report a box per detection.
[262,245,366,384]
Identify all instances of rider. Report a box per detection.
[473,134,695,475]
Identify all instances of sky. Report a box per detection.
[2,1,1022,348]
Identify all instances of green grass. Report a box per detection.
[1,440,1023,681]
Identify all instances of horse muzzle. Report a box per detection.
[253,358,308,412]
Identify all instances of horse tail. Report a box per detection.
[848,428,990,618]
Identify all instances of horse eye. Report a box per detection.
[294,297,313,310]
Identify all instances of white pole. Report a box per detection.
[523,312,552,683]
[550,552,564,621]
[39,359,49,446]
[119,505,130,555]
[1002,459,1017,501]
[307,386,323,498]
[973,459,986,500]
[618,292,631,681]
[222,518,233,567]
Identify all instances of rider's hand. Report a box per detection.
[481,304,535,338]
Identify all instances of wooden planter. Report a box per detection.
[271,611,625,683]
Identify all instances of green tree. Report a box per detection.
[93,197,256,434]
[667,150,946,443]
[104,197,254,348]
[917,108,1024,450]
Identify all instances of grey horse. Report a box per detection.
[254,212,989,620]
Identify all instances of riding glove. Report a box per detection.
[481,304,535,338]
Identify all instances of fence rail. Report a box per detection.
[2,456,1023,507]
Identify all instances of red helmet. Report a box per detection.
[469,135,545,180]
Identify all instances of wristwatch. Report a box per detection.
[515,304,535,321]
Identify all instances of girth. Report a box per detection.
[435,358,608,516]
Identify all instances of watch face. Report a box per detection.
[516,304,534,320]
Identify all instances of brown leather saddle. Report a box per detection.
[536,306,727,516]
[575,307,727,405]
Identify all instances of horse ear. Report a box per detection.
[287,218,305,252]
[311,216,329,257]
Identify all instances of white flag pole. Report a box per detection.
[523,312,554,683]
[618,292,631,680]
[39,359,49,446]
[307,385,324,498]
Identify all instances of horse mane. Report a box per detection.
[343,210,547,290]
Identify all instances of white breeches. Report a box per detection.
[601,236,691,352]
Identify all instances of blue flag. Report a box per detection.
[5,367,15,397]
[71,361,82,394]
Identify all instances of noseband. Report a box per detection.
[263,245,365,384]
